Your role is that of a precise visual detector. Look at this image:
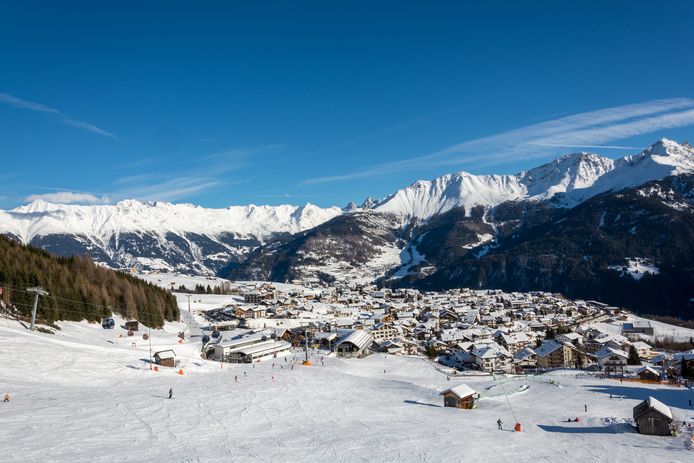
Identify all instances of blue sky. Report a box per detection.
[1,1,694,209]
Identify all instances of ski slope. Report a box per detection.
[1,314,693,462]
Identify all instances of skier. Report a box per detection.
[497,419,503,430]
[584,404,587,412]
[2,393,9,402]
[235,375,238,383]
[244,371,247,377]
[168,388,173,399]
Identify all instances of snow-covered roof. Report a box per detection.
[534,340,563,357]
[439,383,476,399]
[514,347,536,360]
[595,347,628,359]
[635,365,659,376]
[631,341,652,350]
[154,350,175,359]
[634,396,672,421]
[336,330,373,350]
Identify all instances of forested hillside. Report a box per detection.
[0,236,178,327]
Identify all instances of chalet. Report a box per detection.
[335,330,373,358]
[246,307,266,319]
[595,347,628,374]
[635,365,661,382]
[631,341,653,359]
[124,320,139,331]
[153,349,176,368]
[535,340,572,368]
[440,383,477,409]
[633,397,672,436]
[556,332,582,346]
[471,344,513,374]
[495,331,530,355]
[513,347,537,369]
[377,339,405,355]
[370,322,401,342]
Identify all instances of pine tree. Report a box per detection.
[627,345,641,365]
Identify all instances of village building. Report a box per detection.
[369,322,401,342]
[440,383,477,409]
[513,347,537,369]
[635,365,661,381]
[226,340,291,363]
[471,344,513,374]
[633,397,672,436]
[631,341,653,359]
[535,340,581,369]
[595,347,628,374]
[335,330,373,358]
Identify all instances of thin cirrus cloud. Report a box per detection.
[0,92,117,139]
[25,191,111,205]
[20,145,265,206]
[301,98,694,185]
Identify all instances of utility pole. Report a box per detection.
[186,294,192,316]
[303,325,311,366]
[148,325,153,370]
[27,286,49,331]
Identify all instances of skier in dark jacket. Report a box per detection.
[497,419,503,430]
[168,388,173,399]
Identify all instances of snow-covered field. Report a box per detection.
[1,309,694,462]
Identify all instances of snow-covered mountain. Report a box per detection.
[373,139,694,219]
[0,200,341,274]
[1,138,692,277]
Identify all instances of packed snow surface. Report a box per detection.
[1,296,694,462]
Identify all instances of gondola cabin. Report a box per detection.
[439,383,477,409]
[101,317,115,329]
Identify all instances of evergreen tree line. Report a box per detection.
[0,236,178,327]
[177,282,233,295]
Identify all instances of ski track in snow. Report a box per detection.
[2,300,694,462]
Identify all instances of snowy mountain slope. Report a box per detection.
[0,138,692,278]
[374,139,694,219]
[0,200,341,274]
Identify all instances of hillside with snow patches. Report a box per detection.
[374,139,694,219]
[0,139,692,277]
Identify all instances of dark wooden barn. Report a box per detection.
[124,320,139,331]
[633,397,672,436]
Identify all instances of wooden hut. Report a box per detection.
[124,320,139,331]
[635,365,660,382]
[439,383,477,409]
[153,350,176,367]
[633,397,672,436]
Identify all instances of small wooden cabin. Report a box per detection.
[439,383,477,409]
[635,365,660,382]
[153,350,176,368]
[633,396,672,436]
[124,320,139,331]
